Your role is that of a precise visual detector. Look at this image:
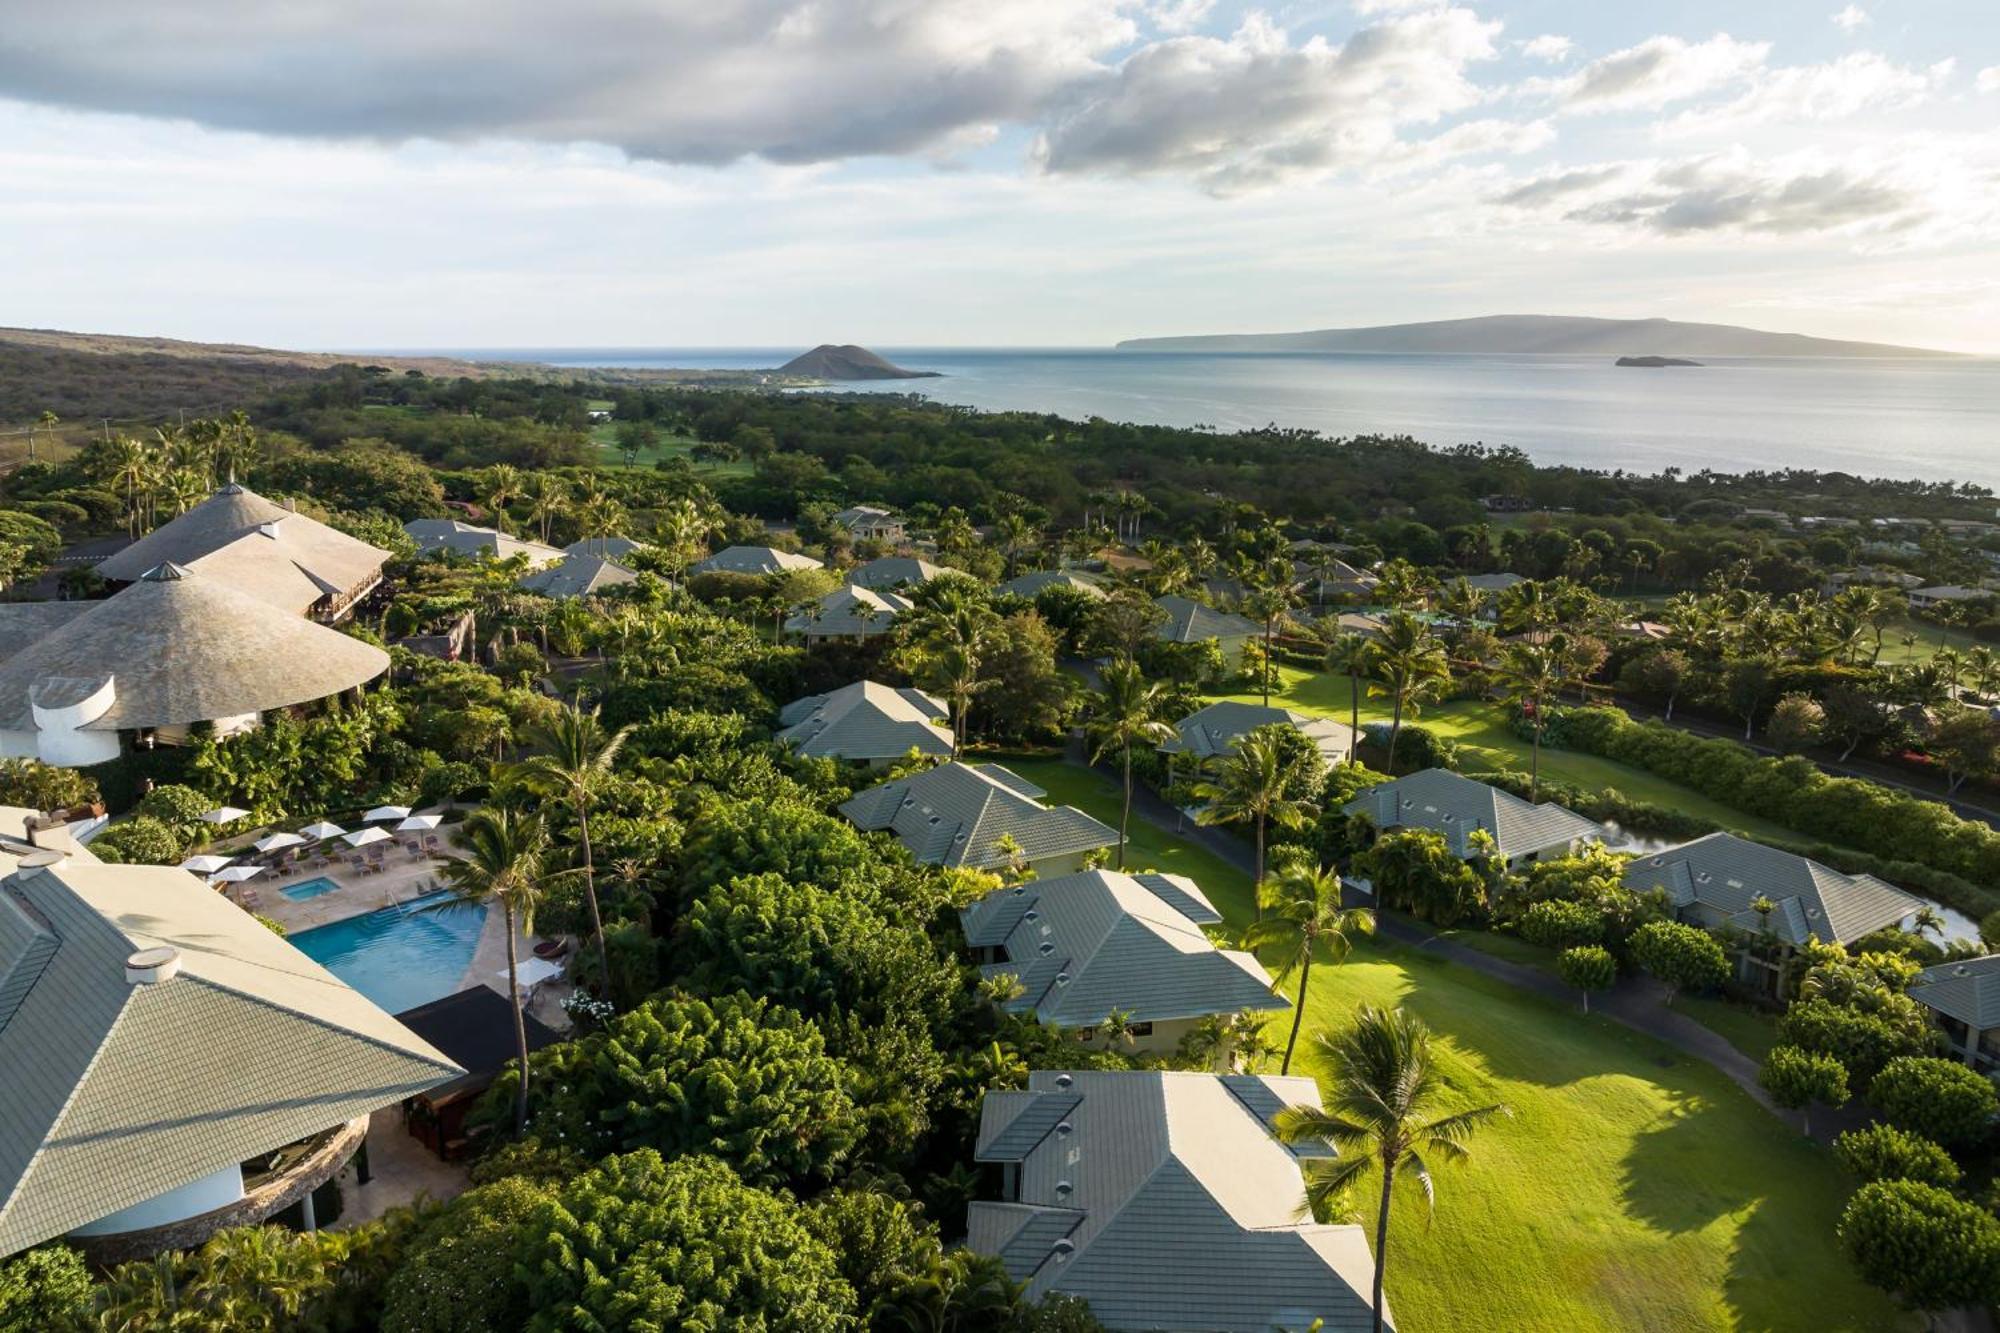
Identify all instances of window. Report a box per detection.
[1129,1021,1154,1037]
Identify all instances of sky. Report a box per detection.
[1,0,1996,352]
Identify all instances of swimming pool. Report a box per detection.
[280,876,342,902]
[291,891,488,1014]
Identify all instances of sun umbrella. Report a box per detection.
[212,865,267,883]
[199,806,251,824]
[396,814,443,832]
[363,805,412,823]
[342,826,392,848]
[179,854,234,874]
[254,831,307,853]
[298,820,346,841]
[498,957,564,992]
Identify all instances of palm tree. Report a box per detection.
[525,473,570,544]
[1497,641,1563,800]
[1240,861,1375,1074]
[1277,1006,1511,1333]
[439,807,559,1135]
[503,702,633,1003]
[1324,631,1368,762]
[1086,657,1175,869]
[103,433,152,537]
[1193,726,1318,894]
[1364,611,1451,772]
[1245,555,1302,705]
[483,463,523,534]
[905,586,999,752]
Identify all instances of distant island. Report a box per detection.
[1115,314,1948,359]
[1617,356,1702,368]
[775,344,940,380]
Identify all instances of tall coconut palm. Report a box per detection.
[1498,641,1563,800]
[439,807,559,1135]
[525,473,570,544]
[1244,555,1302,705]
[905,586,1000,752]
[1193,725,1318,895]
[483,463,524,534]
[1323,631,1368,762]
[1085,657,1176,869]
[1364,611,1451,772]
[103,433,152,537]
[1240,861,1375,1074]
[504,702,633,1001]
[1277,1006,1511,1333]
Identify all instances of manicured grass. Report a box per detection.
[1671,994,1783,1065]
[588,420,753,475]
[1007,755,1908,1331]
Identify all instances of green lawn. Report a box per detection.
[1671,995,1784,1065]
[589,420,752,475]
[1002,754,1905,1331]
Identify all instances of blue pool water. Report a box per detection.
[280,876,342,902]
[291,892,488,1014]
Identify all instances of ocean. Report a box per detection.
[435,346,2000,490]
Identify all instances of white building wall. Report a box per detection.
[69,1162,244,1236]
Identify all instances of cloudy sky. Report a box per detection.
[2,0,1996,351]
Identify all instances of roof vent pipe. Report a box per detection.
[125,946,182,986]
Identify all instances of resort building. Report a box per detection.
[1911,955,2000,1073]
[690,544,824,577]
[785,585,910,641]
[840,762,1118,874]
[95,484,389,622]
[968,1070,1384,1332]
[961,870,1285,1057]
[562,535,647,561]
[846,556,947,591]
[0,810,460,1261]
[1161,700,1356,767]
[829,505,906,543]
[1909,584,1989,611]
[1153,595,1262,657]
[1343,768,1601,868]
[403,519,564,568]
[1298,556,1379,602]
[0,564,390,767]
[515,552,639,600]
[999,570,1107,601]
[1623,833,1923,991]
[776,681,952,763]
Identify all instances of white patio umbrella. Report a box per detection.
[254,831,308,853]
[298,820,347,841]
[396,814,443,833]
[212,865,267,883]
[362,805,412,823]
[497,957,563,993]
[342,826,393,848]
[199,806,251,824]
[179,854,234,874]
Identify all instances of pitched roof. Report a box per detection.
[839,763,1118,870]
[830,504,901,529]
[776,680,952,760]
[0,565,390,734]
[0,604,91,664]
[515,553,639,600]
[96,486,389,615]
[963,871,1280,1027]
[1458,572,1528,593]
[1912,954,2000,1030]
[1622,832,1922,947]
[690,545,823,576]
[403,519,564,568]
[784,585,910,637]
[562,536,646,559]
[999,570,1107,601]
[969,1070,1384,1332]
[846,556,947,591]
[1343,768,1600,861]
[1154,594,1261,644]
[1160,701,1356,764]
[963,871,1223,945]
[0,814,459,1254]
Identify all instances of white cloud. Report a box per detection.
[1831,6,1870,32]
[1147,0,1217,34]
[1538,34,1770,112]
[1521,35,1576,63]
[1663,52,1945,135]
[1979,66,2000,94]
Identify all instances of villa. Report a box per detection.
[999,570,1106,601]
[96,484,388,622]
[1153,595,1261,657]
[846,556,946,591]
[0,809,460,1261]
[1909,584,1989,611]
[1343,768,1601,867]
[0,564,390,767]
[785,585,910,640]
[562,535,647,561]
[829,504,906,542]
[1299,556,1379,602]
[1911,955,2000,1073]
[839,762,1118,874]
[515,551,639,600]
[961,870,1285,1058]
[776,680,952,763]
[690,544,824,576]
[403,519,564,568]
[1161,700,1356,767]
[1623,833,1923,991]
[968,1070,1384,1332]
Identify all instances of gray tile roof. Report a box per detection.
[516,553,639,600]
[0,812,459,1255]
[968,1070,1385,1332]
[404,519,564,568]
[0,604,90,665]
[784,585,910,638]
[999,570,1107,601]
[1344,768,1601,861]
[1913,954,2000,1030]
[776,681,952,761]
[562,535,646,559]
[689,544,823,576]
[1458,572,1528,593]
[962,871,1283,1028]
[846,556,946,590]
[839,763,1118,870]
[1160,701,1356,764]
[830,505,902,533]
[1153,595,1261,644]
[1623,832,1923,947]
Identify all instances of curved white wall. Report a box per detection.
[69,1162,244,1236]
[27,676,122,767]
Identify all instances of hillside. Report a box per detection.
[775,344,939,380]
[1115,314,1949,358]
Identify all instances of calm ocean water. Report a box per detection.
[432,346,2000,490]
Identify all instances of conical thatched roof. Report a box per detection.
[0,564,389,734]
[97,485,388,616]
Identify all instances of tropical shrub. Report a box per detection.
[0,1245,91,1331]
[1757,1045,1849,1134]
[0,758,99,812]
[1520,898,1605,951]
[88,814,183,865]
[1557,945,1617,1012]
[1833,1124,1962,1188]
[1352,827,1487,926]
[1868,1056,1998,1149]
[1839,1179,2000,1313]
[1628,920,1729,1001]
[1779,998,1936,1088]
[381,1178,554,1333]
